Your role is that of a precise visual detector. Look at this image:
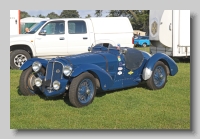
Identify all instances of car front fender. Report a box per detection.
[71,64,113,90]
[20,58,48,71]
[142,53,178,80]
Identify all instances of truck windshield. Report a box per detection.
[26,21,47,34]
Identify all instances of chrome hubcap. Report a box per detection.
[14,54,27,67]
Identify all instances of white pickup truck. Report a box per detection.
[10,17,134,69]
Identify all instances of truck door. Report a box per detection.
[67,20,91,55]
[34,20,68,56]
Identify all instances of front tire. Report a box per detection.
[69,72,96,108]
[19,67,45,96]
[10,50,31,69]
[146,61,167,90]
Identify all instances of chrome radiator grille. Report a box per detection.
[45,61,63,87]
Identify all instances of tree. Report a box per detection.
[106,10,149,34]
[60,10,80,18]
[85,14,91,18]
[20,11,31,19]
[47,12,60,19]
[95,10,103,17]
[37,14,46,18]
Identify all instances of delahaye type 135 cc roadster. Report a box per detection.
[19,44,178,108]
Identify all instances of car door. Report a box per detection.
[34,20,68,56]
[67,20,90,55]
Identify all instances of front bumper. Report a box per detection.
[39,78,69,97]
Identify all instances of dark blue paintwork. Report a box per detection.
[20,45,178,97]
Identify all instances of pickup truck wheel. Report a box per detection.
[10,50,31,69]
[19,67,45,96]
[142,43,147,47]
[69,72,96,108]
[146,61,167,90]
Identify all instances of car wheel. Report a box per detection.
[10,50,31,69]
[142,43,147,47]
[69,72,96,108]
[146,61,167,90]
[19,67,45,96]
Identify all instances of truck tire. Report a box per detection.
[69,72,96,108]
[146,61,167,90]
[19,66,45,96]
[10,50,31,69]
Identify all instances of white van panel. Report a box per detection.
[10,10,20,35]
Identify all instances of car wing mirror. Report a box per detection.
[39,29,47,35]
[88,47,92,52]
[122,48,127,54]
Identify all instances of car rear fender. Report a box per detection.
[71,63,113,90]
[20,58,48,71]
[142,53,178,80]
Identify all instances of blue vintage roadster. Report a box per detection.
[19,44,178,108]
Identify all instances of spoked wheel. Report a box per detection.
[19,67,45,96]
[146,61,167,90]
[69,72,96,108]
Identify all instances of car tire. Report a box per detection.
[10,50,31,70]
[146,61,167,90]
[19,67,45,96]
[142,43,147,47]
[69,72,96,108]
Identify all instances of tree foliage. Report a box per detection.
[106,10,149,34]
[60,10,80,18]
[95,10,103,17]
[20,11,31,19]
[47,12,59,19]
[85,14,91,18]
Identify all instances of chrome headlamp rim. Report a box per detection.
[63,65,72,76]
[32,61,42,72]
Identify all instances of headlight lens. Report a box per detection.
[32,61,42,72]
[63,65,72,76]
[34,78,42,87]
[53,80,60,90]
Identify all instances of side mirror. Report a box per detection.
[39,29,47,35]
[88,47,92,52]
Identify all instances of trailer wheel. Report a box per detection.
[146,61,167,90]
[69,72,96,108]
[10,50,31,69]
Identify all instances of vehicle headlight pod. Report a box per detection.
[53,80,60,90]
[35,78,42,87]
[63,65,72,76]
[32,61,42,72]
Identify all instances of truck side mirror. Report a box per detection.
[39,29,47,35]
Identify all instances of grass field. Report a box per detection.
[10,47,190,129]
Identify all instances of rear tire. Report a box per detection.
[146,61,167,90]
[19,67,45,96]
[142,43,147,47]
[10,50,31,69]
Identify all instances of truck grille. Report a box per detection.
[45,61,63,88]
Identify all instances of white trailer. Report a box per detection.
[149,10,190,58]
[10,10,20,35]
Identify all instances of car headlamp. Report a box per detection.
[32,61,42,72]
[53,80,60,90]
[63,65,72,76]
[34,78,42,87]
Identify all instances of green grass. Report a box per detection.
[10,48,190,129]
